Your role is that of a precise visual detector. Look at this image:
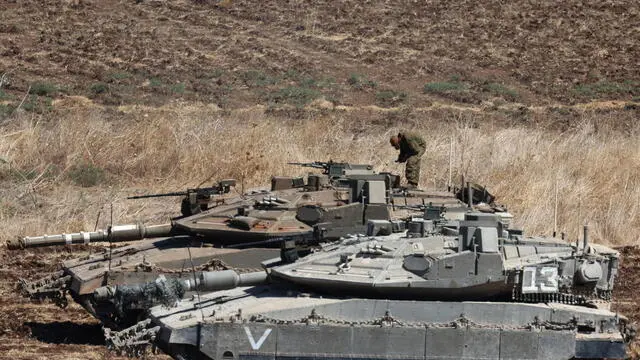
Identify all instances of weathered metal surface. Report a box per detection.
[98,209,630,359]
[138,288,627,360]
[17,162,471,329]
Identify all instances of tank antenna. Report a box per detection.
[448,136,453,191]
[553,175,558,237]
[108,203,113,272]
[583,224,589,250]
[187,247,205,320]
[196,168,218,189]
[89,209,102,256]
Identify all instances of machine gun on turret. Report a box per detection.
[127,179,237,217]
[288,161,375,179]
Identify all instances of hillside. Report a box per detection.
[0,0,638,112]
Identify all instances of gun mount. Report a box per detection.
[288,161,378,179]
[127,179,238,217]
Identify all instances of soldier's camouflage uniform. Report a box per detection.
[396,131,426,187]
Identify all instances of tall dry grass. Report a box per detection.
[0,103,638,245]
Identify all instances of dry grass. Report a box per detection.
[0,104,638,246]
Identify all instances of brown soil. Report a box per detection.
[0,0,638,111]
[0,245,168,360]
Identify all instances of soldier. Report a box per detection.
[390,131,426,189]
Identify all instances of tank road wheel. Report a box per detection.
[52,291,69,308]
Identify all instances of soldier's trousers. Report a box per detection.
[405,155,422,186]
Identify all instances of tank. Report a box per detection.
[12,161,494,328]
[97,213,633,359]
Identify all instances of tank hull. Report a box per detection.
[146,286,628,360]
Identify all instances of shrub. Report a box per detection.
[375,89,406,107]
[29,82,58,96]
[482,82,518,99]
[0,89,12,100]
[22,95,53,113]
[171,83,186,94]
[348,73,377,90]
[90,82,109,94]
[110,72,132,80]
[574,80,640,97]
[267,86,321,108]
[241,70,279,87]
[0,104,13,118]
[423,81,468,94]
[68,163,105,187]
[149,77,164,88]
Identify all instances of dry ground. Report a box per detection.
[0,0,639,358]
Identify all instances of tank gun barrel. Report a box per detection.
[127,180,237,200]
[127,191,189,199]
[192,270,268,291]
[287,161,328,170]
[7,223,173,250]
[92,270,268,308]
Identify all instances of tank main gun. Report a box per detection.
[7,223,174,250]
[92,270,269,309]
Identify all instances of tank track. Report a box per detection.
[104,319,160,357]
[249,309,578,332]
[511,286,613,306]
[18,270,71,308]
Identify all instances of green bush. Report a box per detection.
[267,86,321,108]
[482,82,518,99]
[22,95,53,113]
[29,82,58,96]
[149,77,164,88]
[0,104,13,118]
[241,70,279,87]
[68,163,105,187]
[348,73,377,90]
[0,89,12,100]
[574,80,640,97]
[90,82,109,94]
[110,72,132,80]
[423,81,467,94]
[376,90,406,107]
[171,83,186,94]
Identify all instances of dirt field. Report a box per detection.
[1,0,639,358]
[0,245,169,360]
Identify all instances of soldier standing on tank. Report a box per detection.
[390,131,426,190]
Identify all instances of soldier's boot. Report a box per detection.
[405,155,422,189]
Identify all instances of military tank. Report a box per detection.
[98,212,633,359]
[11,161,493,328]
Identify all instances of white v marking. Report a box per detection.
[244,327,272,350]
